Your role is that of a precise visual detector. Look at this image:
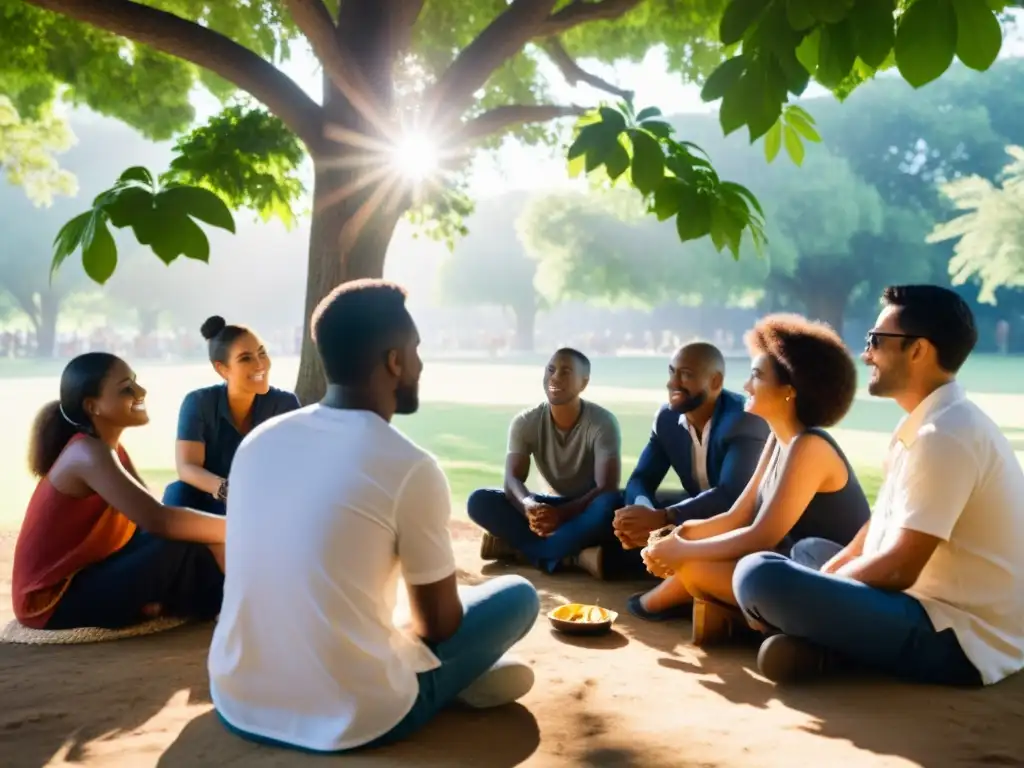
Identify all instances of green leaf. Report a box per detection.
[719,72,753,136]
[952,0,1002,71]
[709,198,745,257]
[720,0,770,45]
[849,0,896,68]
[895,0,958,88]
[785,109,823,141]
[786,0,817,30]
[157,185,236,233]
[783,124,806,165]
[676,189,712,242]
[817,20,857,87]
[808,0,854,23]
[604,140,630,180]
[177,217,212,262]
[700,56,747,102]
[81,214,117,284]
[776,48,812,94]
[629,130,666,196]
[568,123,605,160]
[567,151,586,179]
[118,166,154,187]
[764,120,783,162]
[598,106,627,135]
[104,186,155,229]
[653,179,686,221]
[746,62,784,141]
[640,120,674,139]
[635,106,662,122]
[796,28,822,74]
[50,211,91,281]
[720,181,765,219]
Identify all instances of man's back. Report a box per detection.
[208,405,456,751]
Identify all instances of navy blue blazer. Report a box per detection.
[624,390,770,523]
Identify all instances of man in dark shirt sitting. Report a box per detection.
[609,343,769,592]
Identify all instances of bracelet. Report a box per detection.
[215,478,229,502]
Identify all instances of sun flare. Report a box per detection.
[391,132,440,182]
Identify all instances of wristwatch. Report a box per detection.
[215,478,229,502]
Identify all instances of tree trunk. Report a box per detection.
[511,301,536,352]
[138,307,160,336]
[293,7,406,405]
[801,285,851,339]
[33,291,59,358]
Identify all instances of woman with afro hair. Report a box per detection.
[637,313,871,645]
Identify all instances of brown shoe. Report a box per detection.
[691,598,751,647]
[756,634,830,683]
[573,546,605,580]
[479,532,521,561]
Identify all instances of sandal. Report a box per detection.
[626,591,691,622]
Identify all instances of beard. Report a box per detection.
[395,382,420,415]
[670,389,707,414]
[867,363,906,397]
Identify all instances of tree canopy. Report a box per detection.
[2,0,1017,398]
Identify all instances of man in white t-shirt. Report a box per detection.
[734,285,1024,685]
[207,279,540,752]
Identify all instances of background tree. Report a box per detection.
[436,190,542,351]
[929,145,1024,302]
[0,95,76,206]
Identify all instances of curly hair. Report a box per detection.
[744,313,857,429]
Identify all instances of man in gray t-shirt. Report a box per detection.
[467,348,622,577]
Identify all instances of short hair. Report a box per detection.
[311,279,413,387]
[553,347,591,377]
[745,313,857,429]
[681,341,725,376]
[200,315,251,366]
[882,285,977,373]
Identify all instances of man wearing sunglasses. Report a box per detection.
[733,285,1024,687]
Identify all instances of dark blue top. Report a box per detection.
[175,384,301,479]
[624,390,771,524]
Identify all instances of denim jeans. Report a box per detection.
[162,479,226,516]
[219,575,539,752]
[733,538,982,686]
[467,488,621,573]
[366,574,539,747]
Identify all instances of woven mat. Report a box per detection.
[0,616,189,645]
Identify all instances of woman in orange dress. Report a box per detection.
[12,352,226,630]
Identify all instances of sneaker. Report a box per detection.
[479,532,521,561]
[756,634,830,684]
[572,546,605,580]
[456,656,535,708]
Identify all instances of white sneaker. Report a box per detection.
[456,656,535,709]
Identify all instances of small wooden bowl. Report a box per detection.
[547,603,618,636]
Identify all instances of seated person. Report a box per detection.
[162,315,300,515]
[734,286,1024,686]
[12,353,225,631]
[639,315,870,638]
[208,279,539,753]
[467,348,621,578]
[611,343,769,561]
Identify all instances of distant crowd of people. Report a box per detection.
[9,282,1024,754]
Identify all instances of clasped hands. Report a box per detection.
[613,504,690,579]
[523,497,565,537]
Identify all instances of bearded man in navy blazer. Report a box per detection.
[612,342,770,558]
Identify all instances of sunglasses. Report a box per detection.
[865,331,921,350]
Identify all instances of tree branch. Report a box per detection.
[453,104,586,145]
[543,38,634,101]
[428,0,559,128]
[283,0,388,136]
[542,0,643,36]
[24,0,325,151]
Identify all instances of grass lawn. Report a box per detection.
[3,353,1022,530]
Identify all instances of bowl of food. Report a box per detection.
[547,602,618,635]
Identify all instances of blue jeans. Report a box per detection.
[733,538,982,686]
[467,488,621,573]
[367,575,539,747]
[162,479,226,516]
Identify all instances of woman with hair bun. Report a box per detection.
[12,352,225,630]
[162,316,300,515]
[635,313,871,645]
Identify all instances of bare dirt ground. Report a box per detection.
[2,525,1023,768]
